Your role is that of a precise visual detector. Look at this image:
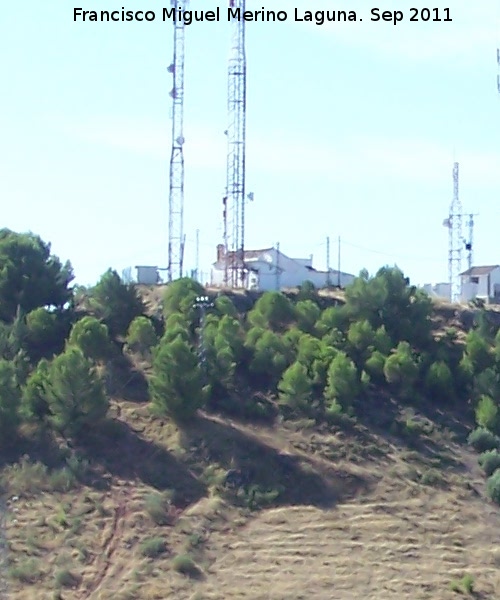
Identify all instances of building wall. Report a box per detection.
[460,268,500,302]
[210,247,355,291]
[422,282,451,300]
[491,269,500,300]
[136,266,159,285]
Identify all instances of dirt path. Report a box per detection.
[80,487,130,599]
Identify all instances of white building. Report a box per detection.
[460,265,500,303]
[210,245,355,291]
[421,282,451,301]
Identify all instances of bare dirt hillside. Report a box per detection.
[4,395,500,599]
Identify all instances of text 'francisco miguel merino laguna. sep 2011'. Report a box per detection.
[73,7,453,25]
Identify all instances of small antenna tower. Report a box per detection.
[443,164,479,301]
[463,212,479,271]
[448,162,463,302]
[167,0,187,282]
[225,0,247,287]
[466,213,474,271]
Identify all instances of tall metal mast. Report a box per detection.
[167,0,187,282]
[497,48,500,94]
[448,162,462,302]
[225,0,247,287]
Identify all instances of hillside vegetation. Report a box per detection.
[2,228,500,598]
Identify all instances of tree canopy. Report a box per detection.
[0,229,73,322]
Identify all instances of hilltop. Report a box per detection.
[2,229,500,598]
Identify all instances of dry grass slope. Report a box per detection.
[3,395,500,599]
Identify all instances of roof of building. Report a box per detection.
[460,265,500,276]
[213,248,275,269]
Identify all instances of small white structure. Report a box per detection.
[210,245,355,291]
[460,265,500,303]
[421,282,451,300]
[135,265,160,285]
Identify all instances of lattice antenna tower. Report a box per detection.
[448,162,463,302]
[167,0,187,282]
[225,0,247,287]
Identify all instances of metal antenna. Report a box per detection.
[444,162,463,302]
[167,0,187,282]
[464,212,479,271]
[497,48,500,94]
[225,0,247,287]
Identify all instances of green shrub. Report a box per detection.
[248,291,295,331]
[383,342,418,397]
[21,358,51,422]
[425,360,453,401]
[149,337,205,421]
[126,316,158,356]
[1,458,78,497]
[0,359,21,446]
[486,470,500,504]
[140,537,166,558]
[172,554,200,577]
[475,395,498,431]
[365,350,386,384]
[8,559,43,584]
[461,574,474,594]
[324,351,360,410]
[278,361,313,413]
[467,427,500,452]
[54,569,79,588]
[46,347,109,437]
[420,468,443,486]
[89,269,144,337]
[478,450,500,477]
[144,492,173,526]
[450,573,474,594]
[67,316,111,361]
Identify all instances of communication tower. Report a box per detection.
[443,163,462,302]
[167,0,187,281]
[224,0,247,287]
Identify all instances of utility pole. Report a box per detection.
[225,0,247,288]
[276,242,281,290]
[167,0,187,281]
[337,236,341,287]
[326,236,331,287]
[497,48,500,94]
[195,229,200,282]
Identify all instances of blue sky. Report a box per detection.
[1,0,499,286]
